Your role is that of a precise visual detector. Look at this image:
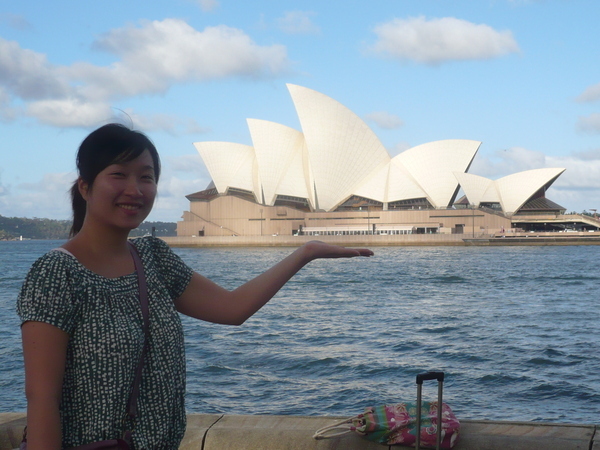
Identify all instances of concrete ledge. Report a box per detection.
[0,414,26,450]
[456,420,596,450]
[180,414,223,449]
[199,416,596,450]
[200,414,383,450]
[1,413,596,449]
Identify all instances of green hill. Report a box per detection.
[0,215,176,240]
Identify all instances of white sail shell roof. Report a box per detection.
[455,168,565,214]
[247,118,314,208]
[193,84,565,215]
[354,160,428,203]
[386,160,430,203]
[394,140,480,208]
[495,168,565,215]
[193,141,260,201]
[453,172,498,207]
[287,83,390,211]
[352,163,390,203]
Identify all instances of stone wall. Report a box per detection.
[1,413,596,449]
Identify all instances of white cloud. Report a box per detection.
[0,13,33,31]
[389,141,412,156]
[0,87,18,121]
[276,11,320,35]
[572,147,600,161]
[26,98,113,128]
[0,20,290,130]
[367,16,520,65]
[151,174,209,222]
[0,169,9,196]
[576,113,600,133]
[365,111,404,129]
[0,38,70,100]
[21,98,212,131]
[112,109,210,135]
[91,20,289,90]
[506,0,543,4]
[0,172,73,219]
[576,82,600,102]
[195,0,219,12]
[166,154,207,174]
[547,155,600,190]
[18,172,74,193]
[157,175,207,200]
[470,147,546,178]
[143,154,212,221]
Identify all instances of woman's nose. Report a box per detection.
[124,178,143,196]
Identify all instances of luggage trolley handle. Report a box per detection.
[415,371,445,450]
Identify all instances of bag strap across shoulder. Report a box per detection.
[127,241,150,421]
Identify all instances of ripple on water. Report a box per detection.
[1,242,599,423]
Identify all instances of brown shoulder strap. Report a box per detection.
[127,241,150,420]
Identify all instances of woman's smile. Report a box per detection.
[118,204,141,210]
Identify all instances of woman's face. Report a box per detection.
[80,149,157,232]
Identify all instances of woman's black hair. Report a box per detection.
[69,123,161,237]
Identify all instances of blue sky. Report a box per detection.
[1,0,599,221]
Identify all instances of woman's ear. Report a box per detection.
[77,178,89,201]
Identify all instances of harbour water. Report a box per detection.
[1,240,599,424]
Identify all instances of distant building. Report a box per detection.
[178,84,572,237]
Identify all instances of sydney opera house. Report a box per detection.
[176,84,579,238]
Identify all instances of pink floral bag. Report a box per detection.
[314,372,459,449]
[313,401,460,448]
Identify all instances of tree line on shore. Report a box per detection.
[0,215,177,240]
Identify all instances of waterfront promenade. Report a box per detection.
[163,231,600,248]
[1,412,596,449]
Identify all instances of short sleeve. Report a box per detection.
[137,237,193,299]
[17,252,80,334]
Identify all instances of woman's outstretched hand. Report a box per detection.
[301,240,374,261]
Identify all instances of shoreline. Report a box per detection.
[162,232,600,247]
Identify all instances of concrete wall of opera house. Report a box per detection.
[176,195,511,238]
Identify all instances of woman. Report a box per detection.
[17,123,373,449]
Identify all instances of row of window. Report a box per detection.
[301,229,414,236]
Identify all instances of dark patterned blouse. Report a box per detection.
[17,237,194,449]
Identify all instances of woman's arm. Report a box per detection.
[21,321,69,450]
[175,240,373,325]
